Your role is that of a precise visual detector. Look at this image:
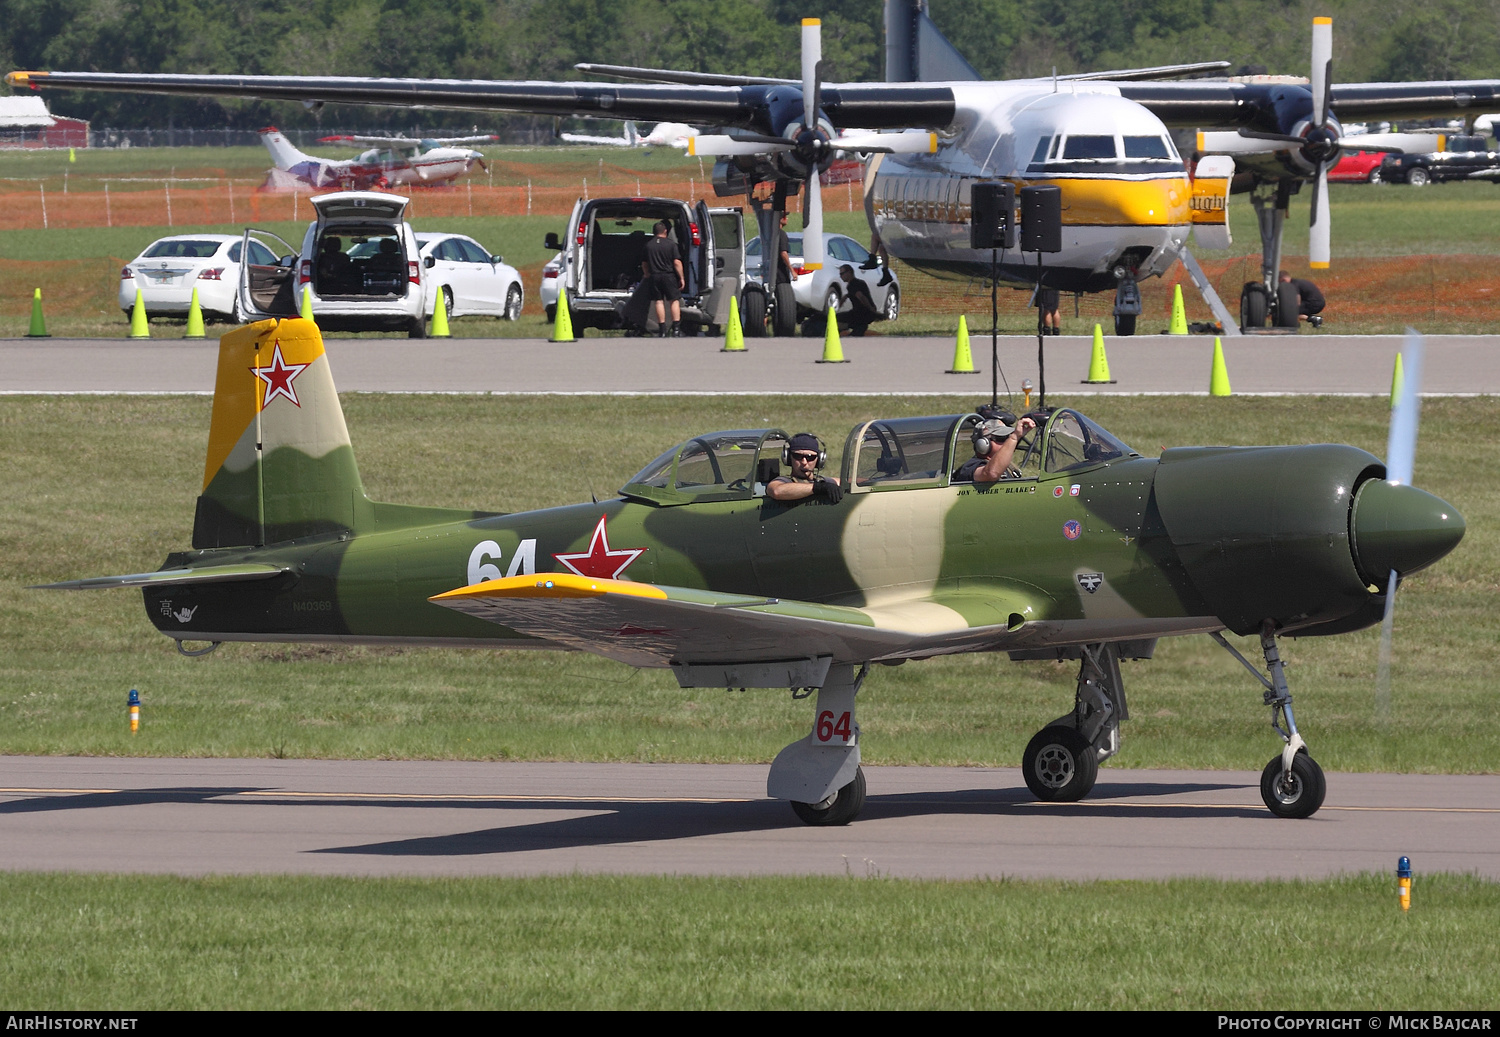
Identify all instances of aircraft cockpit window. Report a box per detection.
[1123,135,1174,160]
[621,429,790,504]
[1062,136,1117,160]
[846,415,959,491]
[1043,410,1139,474]
[1031,137,1052,164]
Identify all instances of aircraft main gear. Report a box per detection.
[1273,282,1300,329]
[1241,282,1269,328]
[769,662,866,825]
[1210,624,1327,819]
[772,282,798,337]
[1021,643,1128,802]
[740,285,768,337]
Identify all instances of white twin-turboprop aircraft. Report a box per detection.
[8,0,1499,332]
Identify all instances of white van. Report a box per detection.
[237,192,429,337]
[543,197,745,335]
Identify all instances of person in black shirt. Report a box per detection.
[642,221,685,336]
[1279,271,1326,328]
[838,265,881,337]
[773,213,794,285]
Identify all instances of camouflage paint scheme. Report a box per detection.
[44,318,1464,821]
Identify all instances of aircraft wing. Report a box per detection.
[31,563,290,590]
[429,573,1047,669]
[1116,79,1500,129]
[4,71,956,133]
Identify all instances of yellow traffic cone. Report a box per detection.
[947,314,977,374]
[129,288,150,338]
[184,287,206,339]
[1209,337,1232,396]
[430,291,451,338]
[1390,352,1404,409]
[549,288,575,343]
[26,288,49,338]
[815,302,848,363]
[722,294,746,352]
[299,284,315,322]
[1168,283,1189,335]
[1083,323,1115,383]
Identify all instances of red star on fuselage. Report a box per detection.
[553,516,646,580]
[250,341,309,409]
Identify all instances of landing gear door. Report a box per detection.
[237,228,300,321]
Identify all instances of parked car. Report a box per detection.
[119,233,280,321]
[415,232,524,322]
[236,191,429,337]
[542,196,745,334]
[744,231,901,329]
[1381,137,1500,186]
[1328,150,1387,183]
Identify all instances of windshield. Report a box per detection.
[1041,410,1138,473]
[624,429,789,502]
[143,240,223,259]
[848,415,960,489]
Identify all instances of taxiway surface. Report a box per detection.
[4,334,1500,395]
[3,757,1496,880]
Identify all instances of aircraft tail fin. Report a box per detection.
[258,126,314,171]
[884,0,981,82]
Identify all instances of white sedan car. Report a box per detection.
[744,231,901,325]
[415,232,524,321]
[119,233,281,320]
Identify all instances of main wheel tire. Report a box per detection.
[883,285,901,322]
[1260,751,1326,819]
[741,288,768,338]
[503,284,523,321]
[790,766,866,826]
[1241,282,1269,328]
[1022,726,1099,802]
[407,316,427,339]
[1406,167,1430,187]
[1113,313,1137,336]
[772,282,798,337]
[1274,282,1301,328]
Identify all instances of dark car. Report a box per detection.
[1381,137,1500,186]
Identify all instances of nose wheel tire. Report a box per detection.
[790,766,866,826]
[1022,726,1099,802]
[1113,313,1136,336]
[1260,751,1326,819]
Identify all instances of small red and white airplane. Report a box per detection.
[258,127,494,191]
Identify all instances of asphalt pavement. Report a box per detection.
[4,333,1499,395]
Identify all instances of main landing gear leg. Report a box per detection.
[1022,643,1128,802]
[768,663,867,826]
[1210,624,1327,819]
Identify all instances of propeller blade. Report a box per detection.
[1197,130,1295,154]
[801,19,821,130]
[803,174,824,269]
[831,130,938,154]
[1375,329,1425,721]
[1311,17,1333,128]
[689,134,789,157]
[1309,165,1331,268]
[1338,132,1443,154]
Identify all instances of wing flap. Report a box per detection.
[32,563,290,591]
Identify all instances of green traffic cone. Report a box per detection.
[299,284,315,322]
[129,289,150,338]
[1390,352,1404,409]
[947,314,977,374]
[1168,283,1189,335]
[26,288,50,338]
[1209,337,1232,396]
[430,290,451,338]
[815,302,848,363]
[184,287,206,339]
[721,294,745,352]
[1083,324,1115,383]
[549,288,575,343]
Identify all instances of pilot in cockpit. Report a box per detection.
[767,432,843,504]
[953,413,1037,483]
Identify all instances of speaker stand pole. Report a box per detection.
[1036,250,1046,411]
[990,248,999,408]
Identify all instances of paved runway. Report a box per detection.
[4,333,1500,395]
[3,757,1495,880]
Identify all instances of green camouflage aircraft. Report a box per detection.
[40,319,1463,825]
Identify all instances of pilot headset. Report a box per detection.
[783,433,827,470]
[972,416,1015,457]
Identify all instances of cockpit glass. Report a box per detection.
[1043,410,1138,473]
[852,416,956,488]
[1031,137,1052,163]
[1123,136,1173,159]
[1062,135,1117,160]
[624,430,786,498]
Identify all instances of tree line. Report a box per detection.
[1,0,1496,133]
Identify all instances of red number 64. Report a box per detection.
[816,710,852,743]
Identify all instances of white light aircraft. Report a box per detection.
[10,0,1499,333]
[258,126,495,191]
[560,120,698,148]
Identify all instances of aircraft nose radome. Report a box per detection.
[1351,480,1465,584]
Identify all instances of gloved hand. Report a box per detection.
[813,477,843,504]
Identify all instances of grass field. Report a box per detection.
[3,143,1500,337]
[3,393,1495,773]
[3,871,1497,1009]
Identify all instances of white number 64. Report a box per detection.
[467,539,537,585]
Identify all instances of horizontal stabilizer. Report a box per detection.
[32,563,290,591]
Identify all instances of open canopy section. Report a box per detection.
[621,428,790,505]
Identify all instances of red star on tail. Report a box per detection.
[553,516,646,580]
[250,341,309,409]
